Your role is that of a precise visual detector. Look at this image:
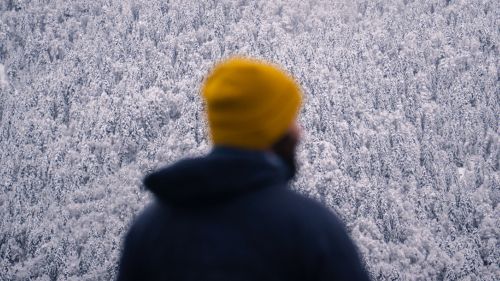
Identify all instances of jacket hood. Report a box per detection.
[143,146,291,207]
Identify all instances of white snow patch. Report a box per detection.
[0,64,7,88]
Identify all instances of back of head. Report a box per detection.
[202,57,302,150]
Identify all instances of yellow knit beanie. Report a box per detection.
[202,57,302,149]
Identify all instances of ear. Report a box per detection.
[271,122,300,154]
[289,122,302,144]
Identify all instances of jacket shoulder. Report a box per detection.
[257,187,370,277]
[258,186,345,227]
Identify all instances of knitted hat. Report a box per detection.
[202,57,302,149]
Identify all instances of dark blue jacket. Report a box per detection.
[117,147,370,281]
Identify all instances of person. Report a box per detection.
[117,57,371,281]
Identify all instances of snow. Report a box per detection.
[0,0,499,280]
[0,64,7,88]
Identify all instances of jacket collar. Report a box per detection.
[143,146,290,207]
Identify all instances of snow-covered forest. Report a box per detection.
[0,0,498,280]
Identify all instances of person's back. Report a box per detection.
[117,58,371,281]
